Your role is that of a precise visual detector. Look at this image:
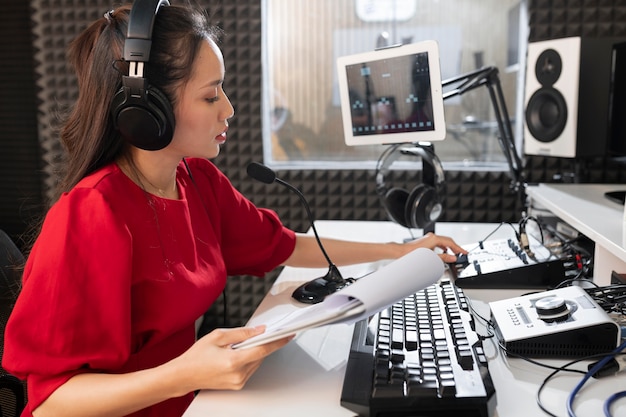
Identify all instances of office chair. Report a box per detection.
[0,229,26,417]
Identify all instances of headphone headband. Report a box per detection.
[375,143,445,230]
[124,0,170,76]
[376,144,445,192]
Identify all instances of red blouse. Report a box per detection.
[3,158,296,416]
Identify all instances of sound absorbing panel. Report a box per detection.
[0,2,43,241]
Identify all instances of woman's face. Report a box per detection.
[170,38,235,159]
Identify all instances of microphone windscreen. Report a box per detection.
[247,162,276,184]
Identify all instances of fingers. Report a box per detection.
[438,251,459,264]
[187,327,293,391]
[208,325,267,347]
[418,233,467,255]
[240,334,295,360]
[436,235,468,255]
[409,233,467,264]
[207,326,294,353]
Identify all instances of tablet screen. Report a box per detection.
[337,41,446,146]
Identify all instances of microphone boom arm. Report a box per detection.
[442,66,525,202]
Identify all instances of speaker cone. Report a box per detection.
[525,87,568,143]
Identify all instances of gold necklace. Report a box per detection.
[121,155,175,279]
[124,155,176,198]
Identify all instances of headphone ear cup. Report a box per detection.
[405,184,442,229]
[111,83,175,151]
[382,187,411,228]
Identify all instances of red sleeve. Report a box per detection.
[183,158,296,276]
[3,188,133,412]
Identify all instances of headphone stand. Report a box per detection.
[417,143,436,234]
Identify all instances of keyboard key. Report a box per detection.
[456,347,474,370]
[391,349,405,363]
[440,379,457,397]
[372,383,404,398]
[391,328,404,349]
[405,329,418,350]
[433,328,446,340]
[407,380,438,398]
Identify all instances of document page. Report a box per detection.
[233,247,444,349]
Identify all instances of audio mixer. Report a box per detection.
[448,234,566,289]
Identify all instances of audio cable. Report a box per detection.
[604,391,626,417]
[518,213,543,261]
[566,339,626,417]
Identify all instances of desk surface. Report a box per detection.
[183,221,626,417]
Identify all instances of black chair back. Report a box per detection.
[0,230,25,417]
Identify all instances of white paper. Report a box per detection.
[232,247,444,349]
[324,247,444,324]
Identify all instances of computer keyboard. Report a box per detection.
[340,278,497,417]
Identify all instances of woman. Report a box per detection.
[3,3,465,417]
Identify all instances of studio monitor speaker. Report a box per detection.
[524,37,626,158]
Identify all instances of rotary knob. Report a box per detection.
[535,295,570,322]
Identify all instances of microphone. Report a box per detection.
[246,162,353,304]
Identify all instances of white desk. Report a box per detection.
[526,183,626,286]
[183,221,626,417]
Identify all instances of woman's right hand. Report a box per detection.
[171,326,293,395]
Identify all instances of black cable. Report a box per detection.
[537,359,587,417]
[583,284,626,315]
[463,221,518,253]
[554,276,594,289]
[495,341,625,417]
[535,352,623,417]
[567,340,626,417]
[466,297,495,341]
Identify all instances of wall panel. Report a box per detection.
[8,0,625,328]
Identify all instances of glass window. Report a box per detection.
[262,0,528,171]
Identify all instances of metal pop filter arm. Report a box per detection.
[441,66,525,203]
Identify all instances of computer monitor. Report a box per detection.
[336,41,446,146]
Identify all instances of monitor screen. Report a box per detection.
[336,41,446,146]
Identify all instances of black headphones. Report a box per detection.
[110,0,175,151]
[375,144,445,229]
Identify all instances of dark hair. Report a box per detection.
[55,4,220,203]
